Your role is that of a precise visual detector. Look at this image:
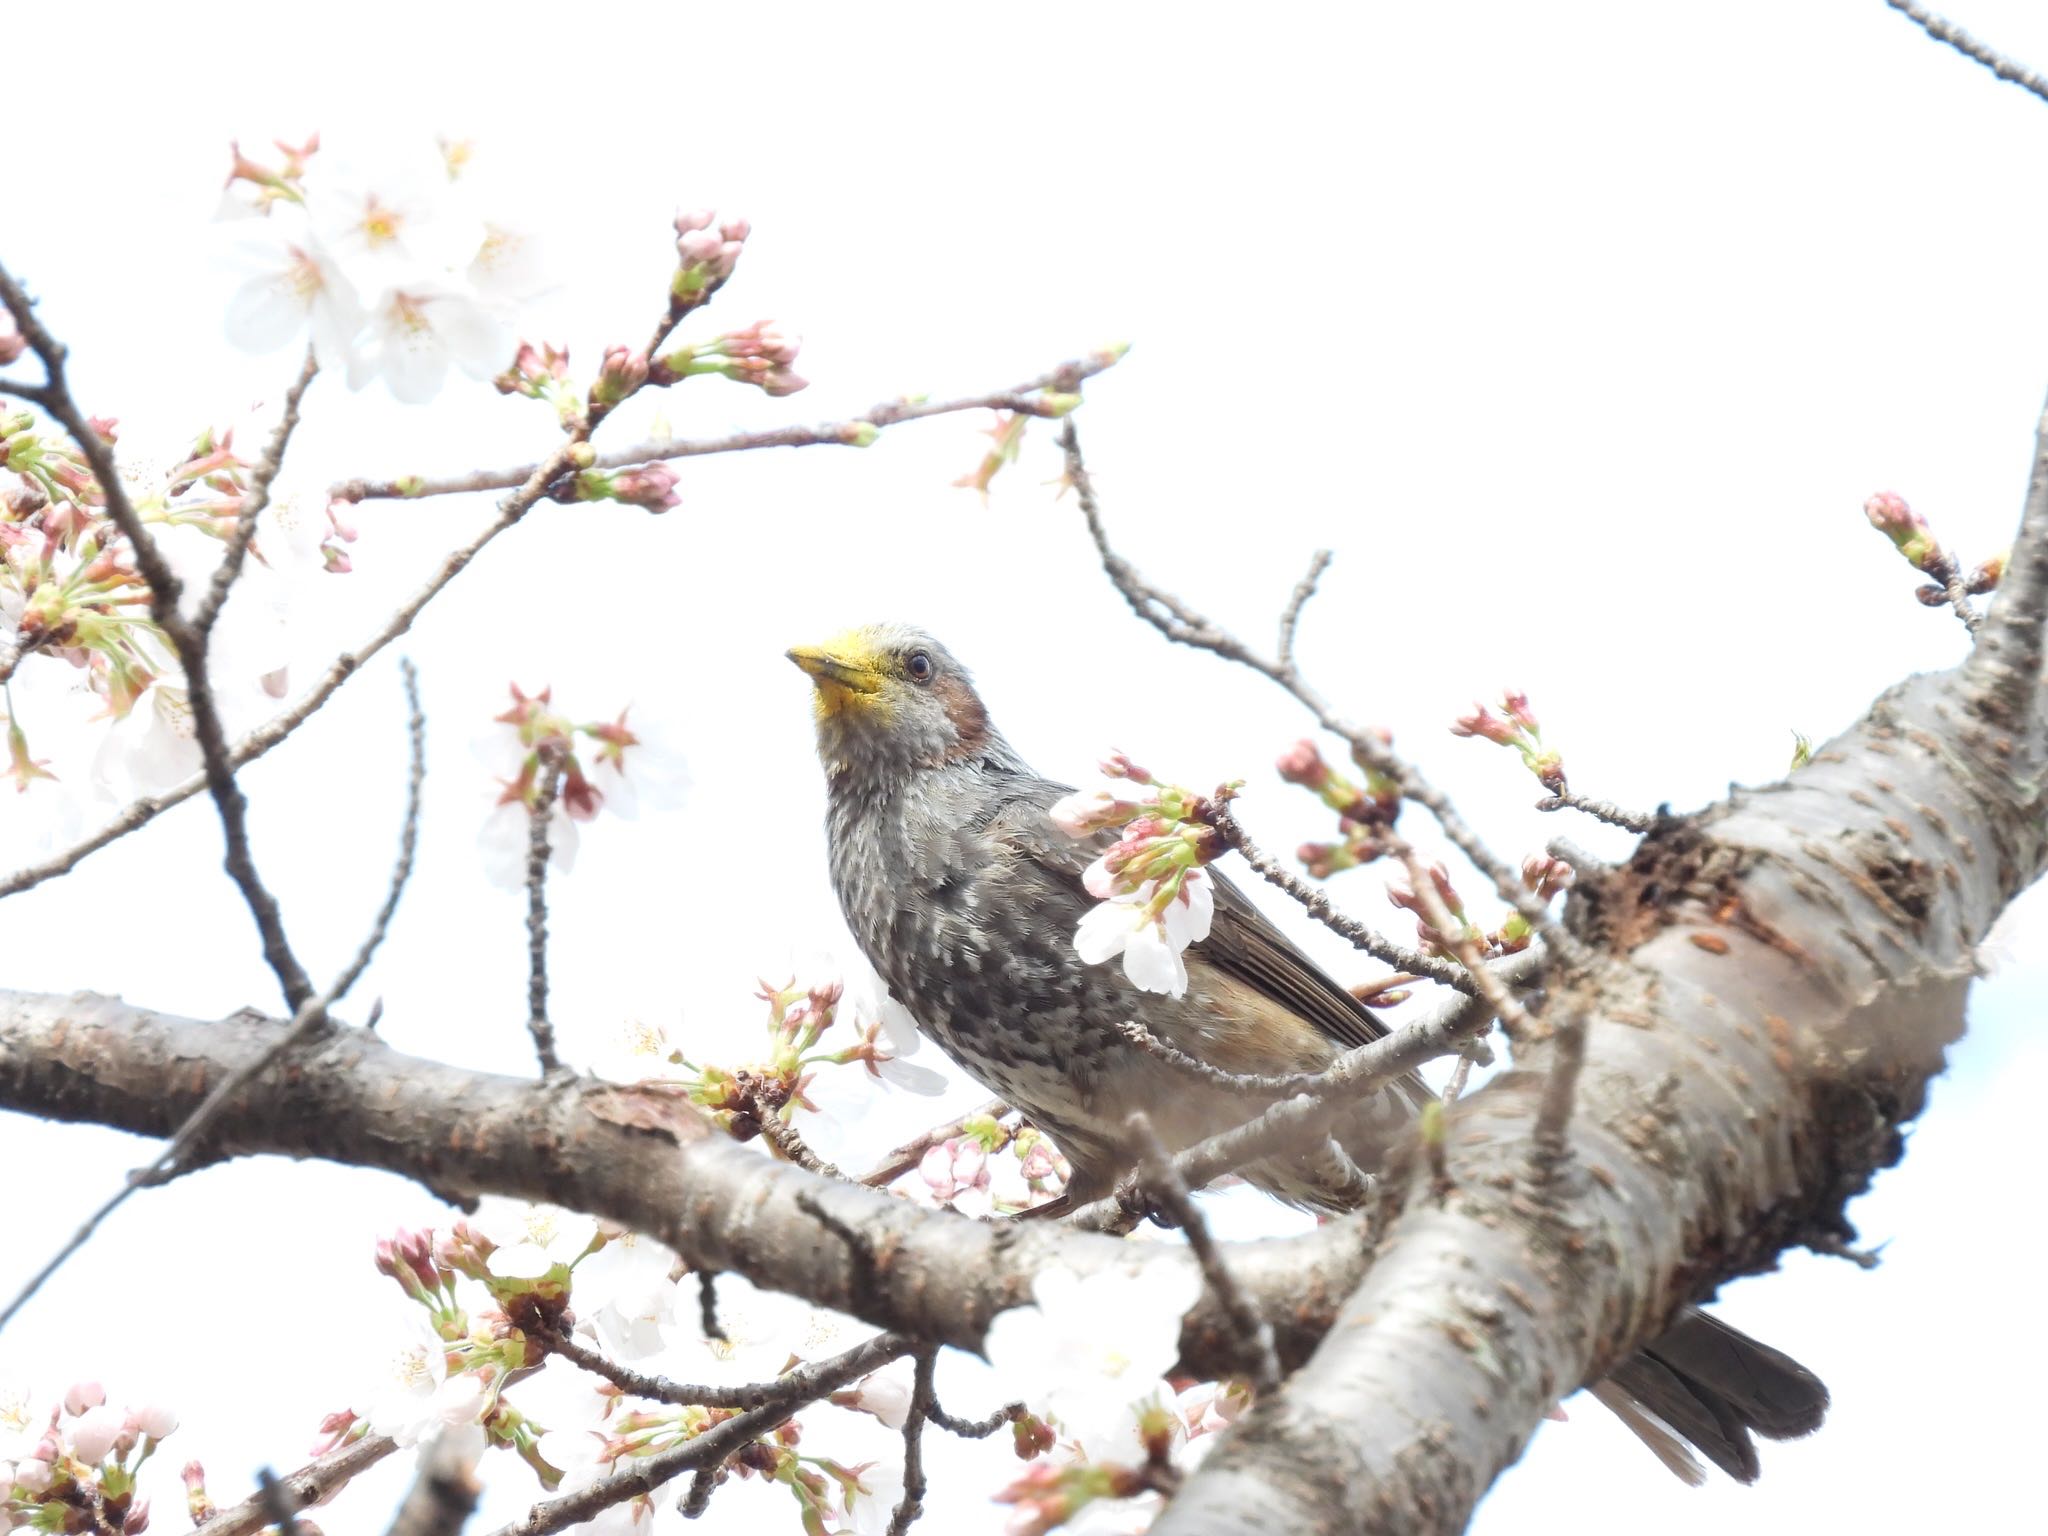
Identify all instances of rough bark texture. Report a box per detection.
[1149,665,2032,1534]
[0,990,1365,1382]
[0,660,2032,1531]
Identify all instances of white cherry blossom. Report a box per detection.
[1073,871,1215,998]
[982,1259,1203,1463]
[347,282,513,404]
[363,1314,484,1447]
[0,1382,47,1462]
[220,210,364,365]
[471,1197,598,1279]
[304,137,486,294]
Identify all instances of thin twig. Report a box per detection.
[698,1273,726,1344]
[885,1350,935,1536]
[2,354,1124,907]
[858,1100,1012,1186]
[1061,419,1590,973]
[1528,1012,1589,1181]
[330,352,1124,506]
[190,1437,398,1536]
[0,670,428,1333]
[1965,380,2048,731]
[485,1334,909,1536]
[1887,0,2048,106]
[524,754,566,1075]
[1533,790,1654,833]
[1117,1019,1387,1095]
[1276,549,1332,671]
[1127,1113,1281,1392]
[0,451,569,903]
[0,259,316,1011]
[536,1324,887,1410]
[330,660,426,1003]
[1207,805,1473,991]
[1065,950,1540,1232]
[0,629,50,686]
[925,1394,1027,1440]
[753,1103,850,1180]
[194,347,320,633]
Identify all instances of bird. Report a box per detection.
[789,621,1828,1485]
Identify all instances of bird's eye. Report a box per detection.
[906,651,934,684]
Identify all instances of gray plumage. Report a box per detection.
[792,622,1827,1484]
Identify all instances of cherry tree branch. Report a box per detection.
[1150,655,2029,1535]
[1,352,1126,908]
[329,353,1124,506]
[0,665,425,1332]
[523,754,566,1075]
[1060,420,1589,971]
[190,1435,398,1536]
[1205,805,1475,992]
[0,988,1370,1382]
[1886,0,2048,105]
[382,1429,482,1536]
[0,256,318,1010]
[857,1100,1012,1186]
[490,1333,908,1536]
[1965,379,2048,736]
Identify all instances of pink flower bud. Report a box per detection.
[674,208,715,235]
[124,1498,151,1535]
[131,1402,177,1441]
[1450,705,1517,746]
[14,1458,52,1493]
[0,324,24,367]
[605,462,680,512]
[70,1403,125,1463]
[1501,689,1538,734]
[64,1381,106,1415]
[1275,739,1327,787]
[719,216,751,243]
[677,228,723,265]
[1862,490,1921,536]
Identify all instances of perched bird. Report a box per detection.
[790,622,1828,1484]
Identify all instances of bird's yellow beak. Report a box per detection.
[787,645,882,693]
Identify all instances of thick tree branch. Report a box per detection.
[1152,661,2028,1535]
[0,990,1363,1381]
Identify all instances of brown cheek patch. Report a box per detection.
[935,674,991,759]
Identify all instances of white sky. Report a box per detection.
[5,1,2048,1532]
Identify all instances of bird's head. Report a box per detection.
[787,624,999,783]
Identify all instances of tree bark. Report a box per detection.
[1151,665,2030,1534]
[0,661,2028,1532]
[0,989,1362,1382]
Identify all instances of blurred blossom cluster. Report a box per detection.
[0,410,345,865]
[0,1380,178,1535]
[218,133,541,404]
[472,681,690,888]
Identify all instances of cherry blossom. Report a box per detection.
[364,1314,487,1447]
[0,1382,48,1462]
[1072,870,1215,998]
[470,1197,599,1280]
[303,137,487,294]
[220,210,365,364]
[982,1259,1203,1465]
[346,281,514,405]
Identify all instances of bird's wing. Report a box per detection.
[983,778,1411,1060]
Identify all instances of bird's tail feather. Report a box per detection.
[1598,1310,1830,1483]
